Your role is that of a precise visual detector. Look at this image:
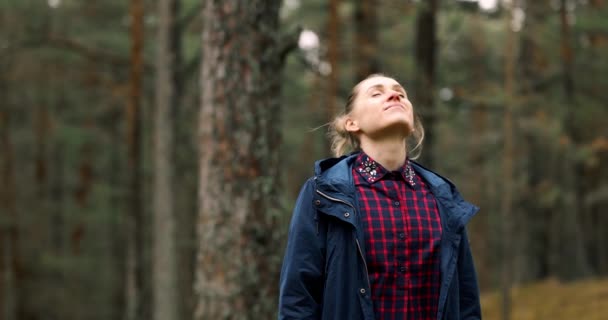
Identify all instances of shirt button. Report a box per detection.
[394,201,400,206]
[399,266,406,272]
[344,212,350,218]
[314,200,321,206]
[359,288,366,294]
[398,232,405,239]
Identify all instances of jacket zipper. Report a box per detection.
[355,238,372,290]
[315,189,372,290]
[315,189,354,208]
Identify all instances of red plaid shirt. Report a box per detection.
[353,153,442,320]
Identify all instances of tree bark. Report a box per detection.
[126,0,145,319]
[354,0,379,81]
[153,0,179,319]
[413,0,438,167]
[196,1,294,319]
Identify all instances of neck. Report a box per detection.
[359,135,407,171]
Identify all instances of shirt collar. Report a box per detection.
[354,152,418,189]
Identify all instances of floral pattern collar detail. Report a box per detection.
[354,153,417,188]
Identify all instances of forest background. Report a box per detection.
[1,0,607,319]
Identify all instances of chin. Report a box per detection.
[387,117,413,130]
[373,119,414,137]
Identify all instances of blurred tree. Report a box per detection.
[414,0,438,166]
[464,8,491,288]
[556,0,591,281]
[196,1,296,319]
[518,0,590,281]
[125,0,145,319]
[517,0,556,282]
[586,0,608,276]
[326,0,341,152]
[500,3,517,319]
[152,0,180,319]
[0,110,20,320]
[354,0,379,80]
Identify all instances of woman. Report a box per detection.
[278,74,481,320]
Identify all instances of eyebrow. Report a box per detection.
[366,84,406,94]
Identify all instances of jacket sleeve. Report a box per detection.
[278,179,326,320]
[458,228,482,319]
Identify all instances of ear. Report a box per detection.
[345,117,360,133]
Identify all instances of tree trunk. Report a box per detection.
[153,0,179,319]
[0,110,20,320]
[559,0,574,102]
[72,119,94,255]
[291,74,323,198]
[354,0,379,81]
[126,0,145,319]
[34,104,49,198]
[501,3,517,320]
[467,10,489,285]
[196,1,294,319]
[326,0,341,152]
[589,0,607,46]
[413,0,438,167]
[517,0,554,282]
[588,0,608,276]
[558,0,591,280]
[109,110,126,320]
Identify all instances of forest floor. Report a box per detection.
[481,277,608,320]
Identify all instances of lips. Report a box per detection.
[383,104,405,111]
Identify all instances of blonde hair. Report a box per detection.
[328,74,425,159]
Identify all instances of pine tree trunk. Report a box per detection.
[354,0,379,81]
[0,110,20,320]
[518,0,553,282]
[558,0,591,280]
[326,0,341,152]
[588,0,608,275]
[153,0,179,319]
[196,1,293,319]
[468,10,489,284]
[126,0,145,319]
[72,119,93,255]
[34,105,49,198]
[501,4,517,320]
[413,0,437,166]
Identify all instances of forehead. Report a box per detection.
[357,76,403,92]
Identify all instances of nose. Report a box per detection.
[388,91,401,101]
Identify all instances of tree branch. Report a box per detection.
[277,26,302,63]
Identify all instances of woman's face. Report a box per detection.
[345,76,414,139]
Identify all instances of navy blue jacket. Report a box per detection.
[278,154,481,320]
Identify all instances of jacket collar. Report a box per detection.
[314,153,358,207]
[410,161,479,233]
[314,152,479,233]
